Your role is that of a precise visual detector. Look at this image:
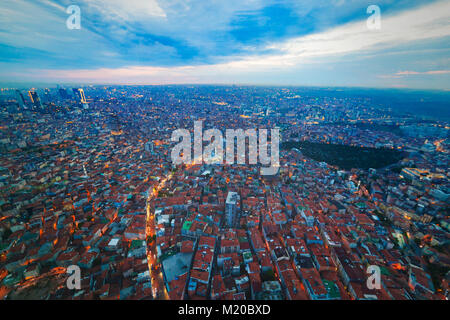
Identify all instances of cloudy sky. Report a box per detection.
[0,0,449,89]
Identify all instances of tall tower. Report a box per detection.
[72,88,81,101]
[82,164,89,178]
[58,88,70,100]
[109,113,123,136]
[225,192,239,228]
[15,89,26,109]
[72,88,88,108]
[145,141,153,152]
[43,88,51,103]
[28,90,43,110]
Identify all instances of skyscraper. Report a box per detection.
[58,88,70,100]
[72,88,89,108]
[15,89,26,109]
[43,88,51,103]
[109,113,123,136]
[28,90,43,109]
[225,192,239,228]
[145,141,153,152]
[72,88,81,101]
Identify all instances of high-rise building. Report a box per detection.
[145,141,153,152]
[28,90,43,109]
[79,88,86,104]
[58,88,70,100]
[72,88,89,108]
[109,113,123,136]
[72,88,80,101]
[225,192,239,228]
[15,89,26,108]
[43,88,51,103]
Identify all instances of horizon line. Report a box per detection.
[1,82,450,93]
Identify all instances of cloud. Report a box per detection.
[395,70,450,75]
[39,0,66,12]
[0,0,116,67]
[261,0,450,64]
[1,0,449,89]
[83,0,167,21]
[379,69,450,79]
[19,0,449,84]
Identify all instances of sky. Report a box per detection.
[0,0,449,89]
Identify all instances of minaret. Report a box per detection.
[83,164,89,178]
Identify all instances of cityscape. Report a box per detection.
[0,0,449,304]
[0,85,448,300]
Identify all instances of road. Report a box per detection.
[145,174,172,300]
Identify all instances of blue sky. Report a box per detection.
[0,0,449,89]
